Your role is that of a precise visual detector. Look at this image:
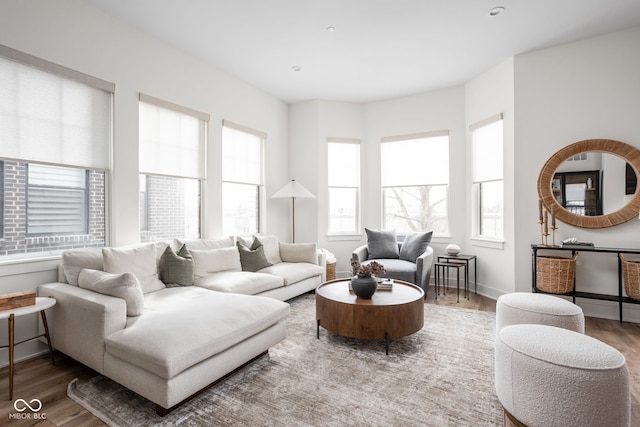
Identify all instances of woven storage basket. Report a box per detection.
[536,253,578,294]
[621,254,640,300]
[326,262,336,281]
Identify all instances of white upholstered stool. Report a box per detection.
[495,324,630,427]
[496,292,584,334]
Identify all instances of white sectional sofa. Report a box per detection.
[38,235,325,415]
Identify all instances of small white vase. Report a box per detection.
[446,244,461,256]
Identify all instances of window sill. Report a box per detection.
[429,234,452,245]
[326,234,362,242]
[470,237,504,250]
[0,254,62,277]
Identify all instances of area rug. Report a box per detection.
[67,294,501,426]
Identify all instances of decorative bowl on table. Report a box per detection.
[446,244,461,256]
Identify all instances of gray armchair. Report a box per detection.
[352,242,433,298]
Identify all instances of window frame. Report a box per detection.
[221,120,266,236]
[470,114,504,240]
[380,130,450,236]
[138,94,208,242]
[327,137,361,236]
[0,45,113,259]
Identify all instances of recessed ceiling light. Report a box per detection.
[291,66,302,72]
[489,6,505,16]
[326,26,335,32]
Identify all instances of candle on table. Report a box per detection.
[538,199,543,222]
[544,211,549,234]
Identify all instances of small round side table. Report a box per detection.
[0,297,56,400]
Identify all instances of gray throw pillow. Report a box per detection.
[365,228,399,260]
[159,244,195,286]
[237,240,272,272]
[399,231,433,262]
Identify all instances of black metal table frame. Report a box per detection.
[434,261,468,303]
[437,254,477,294]
[531,244,640,323]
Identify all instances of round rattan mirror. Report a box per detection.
[538,139,640,228]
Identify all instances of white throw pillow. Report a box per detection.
[180,237,234,251]
[102,243,166,294]
[191,246,242,278]
[61,248,104,286]
[255,235,282,265]
[78,268,144,316]
[279,242,318,265]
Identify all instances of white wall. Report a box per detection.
[288,100,368,275]
[514,26,640,321]
[464,58,516,298]
[0,0,289,364]
[289,89,467,276]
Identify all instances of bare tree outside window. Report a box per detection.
[381,133,449,235]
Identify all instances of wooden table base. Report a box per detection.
[316,279,424,354]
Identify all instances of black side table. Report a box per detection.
[437,254,477,294]
[434,261,467,303]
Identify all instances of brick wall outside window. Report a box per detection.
[140,175,186,243]
[0,161,105,256]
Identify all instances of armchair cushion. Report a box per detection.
[365,228,399,260]
[363,259,416,284]
[400,231,433,262]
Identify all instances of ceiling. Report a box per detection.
[86,0,640,104]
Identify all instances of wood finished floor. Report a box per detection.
[0,288,638,426]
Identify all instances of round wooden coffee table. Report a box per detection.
[315,278,424,354]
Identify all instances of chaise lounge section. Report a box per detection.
[38,235,324,415]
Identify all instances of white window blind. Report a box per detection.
[328,138,359,187]
[222,120,265,236]
[0,46,114,170]
[222,121,265,185]
[381,131,449,186]
[380,131,450,234]
[328,138,360,234]
[472,115,503,182]
[471,114,504,239]
[139,94,208,180]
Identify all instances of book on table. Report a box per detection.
[348,279,394,291]
[377,278,393,290]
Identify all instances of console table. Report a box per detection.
[531,244,640,322]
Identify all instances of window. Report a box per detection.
[328,138,360,234]
[27,164,88,235]
[471,115,504,239]
[0,45,113,258]
[139,94,207,242]
[222,121,265,236]
[381,131,449,234]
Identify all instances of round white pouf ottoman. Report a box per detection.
[495,324,630,427]
[496,292,584,334]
